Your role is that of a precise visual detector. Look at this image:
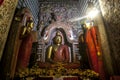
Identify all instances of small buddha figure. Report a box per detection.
[47,31,70,63]
[20,17,34,39]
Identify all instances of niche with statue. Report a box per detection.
[37,21,81,69]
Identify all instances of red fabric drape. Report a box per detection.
[17,33,33,69]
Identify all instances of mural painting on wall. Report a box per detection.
[39,3,82,39]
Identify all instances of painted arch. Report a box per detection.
[42,21,74,43]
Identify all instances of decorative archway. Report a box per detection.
[42,21,74,44]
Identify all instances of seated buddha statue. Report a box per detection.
[47,31,70,63]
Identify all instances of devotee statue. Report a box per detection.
[20,17,34,39]
[84,20,106,80]
[17,17,34,70]
[47,31,70,63]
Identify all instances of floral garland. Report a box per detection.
[15,63,99,79]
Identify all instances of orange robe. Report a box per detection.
[85,26,106,80]
[85,26,99,72]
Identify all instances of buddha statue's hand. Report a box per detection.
[97,51,102,60]
[97,51,101,57]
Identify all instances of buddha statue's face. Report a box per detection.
[54,35,62,45]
